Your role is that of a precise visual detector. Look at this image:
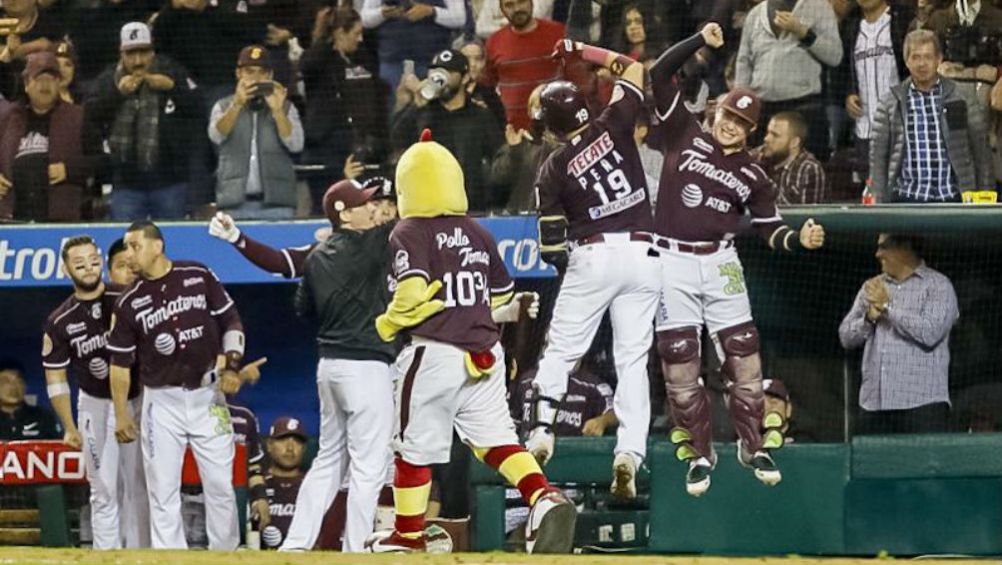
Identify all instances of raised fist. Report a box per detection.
[799,218,825,250]
[701,23,724,49]
[552,38,583,60]
[208,212,241,243]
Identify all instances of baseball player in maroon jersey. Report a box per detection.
[365,131,572,554]
[42,235,149,549]
[207,176,396,279]
[107,221,251,549]
[648,24,825,496]
[525,39,659,501]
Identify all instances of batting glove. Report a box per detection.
[552,38,583,60]
[208,212,241,243]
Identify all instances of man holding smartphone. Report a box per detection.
[208,45,304,220]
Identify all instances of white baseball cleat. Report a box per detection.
[610,452,637,500]
[737,439,782,486]
[686,457,713,497]
[525,426,555,466]
[364,529,426,553]
[526,489,577,554]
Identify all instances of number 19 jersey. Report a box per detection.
[534,80,653,241]
[388,216,514,352]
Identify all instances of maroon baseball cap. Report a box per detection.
[269,417,307,441]
[23,51,61,81]
[718,88,761,127]
[237,45,271,70]
[323,179,379,223]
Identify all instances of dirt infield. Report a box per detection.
[0,548,996,565]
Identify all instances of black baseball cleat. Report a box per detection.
[526,489,577,554]
[686,457,713,497]
[737,439,782,486]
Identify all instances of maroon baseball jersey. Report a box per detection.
[650,78,782,242]
[388,217,513,352]
[512,369,612,437]
[262,474,302,549]
[534,80,654,241]
[42,285,140,400]
[228,402,265,472]
[235,233,315,279]
[108,260,243,389]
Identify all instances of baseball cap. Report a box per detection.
[22,51,61,81]
[323,179,379,222]
[120,22,153,52]
[763,378,790,402]
[269,417,307,441]
[718,88,761,127]
[428,48,468,75]
[238,45,271,70]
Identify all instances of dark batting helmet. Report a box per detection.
[535,80,590,139]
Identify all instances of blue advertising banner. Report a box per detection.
[0,216,555,287]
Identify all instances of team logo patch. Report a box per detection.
[693,137,715,153]
[154,333,176,356]
[42,333,53,356]
[89,358,109,380]
[682,184,704,208]
[67,322,87,336]
[394,250,410,276]
[736,95,752,109]
[131,296,153,310]
[183,277,204,288]
[91,303,102,320]
[718,262,746,296]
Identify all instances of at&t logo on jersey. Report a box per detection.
[88,358,109,380]
[682,184,703,208]
[154,333,176,356]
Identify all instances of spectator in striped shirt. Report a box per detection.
[758,111,828,204]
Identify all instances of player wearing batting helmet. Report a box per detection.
[646,24,825,497]
[525,39,660,501]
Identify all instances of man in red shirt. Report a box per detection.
[483,0,566,130]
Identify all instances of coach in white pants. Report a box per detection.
[280,181,397,552]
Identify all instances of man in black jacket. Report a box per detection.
[282,179,396,553]
[85,22,200,220]
[390,48,504,212]
[840,0,914,179]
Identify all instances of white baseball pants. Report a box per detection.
[655,243,753,335]
[533,235,660,463]
[78,391,149,549]
[394,340,517,465]
[280,359,393,553]
[141,385,238,550]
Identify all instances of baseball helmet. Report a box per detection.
[535,80,590,138]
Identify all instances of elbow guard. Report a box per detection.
[539,215,568,253]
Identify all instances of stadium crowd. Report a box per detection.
[0,0,999,223]
[1,0,1002,553]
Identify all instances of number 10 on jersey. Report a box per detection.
[442,271,488,308]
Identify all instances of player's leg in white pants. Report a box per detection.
[607,245,660,463]
[118,396,150,548]
[141,387,190,549]
[78,392,121,550]
[341,360,394,552]
[187,386,238,550]
[280,359,350,551]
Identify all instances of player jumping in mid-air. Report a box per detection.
[648,24,825,496]
[525,39,659,500]
[42,236,149,549]
[366,131,571,554]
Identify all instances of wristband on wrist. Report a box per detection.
[47,382,70,399]
[799,28,817,47]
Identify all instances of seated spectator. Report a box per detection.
[0,0,62,75]
[476,0,553,38]
[0,357,61,440]
[360,0,466,97]
[55,41,78,104]
[758,111,828,204]
[734,0,842,158]
[453,36,506,128]
[86,22,199,221]
[490,83,560,213]
[391,48,503,211]
[870,30,991,202]
[301,6,385,214]
[841,0,913,181]
[483,0,565,130]
[208,46,304,220]
[0,52,101,222]
[838,234,958,435]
